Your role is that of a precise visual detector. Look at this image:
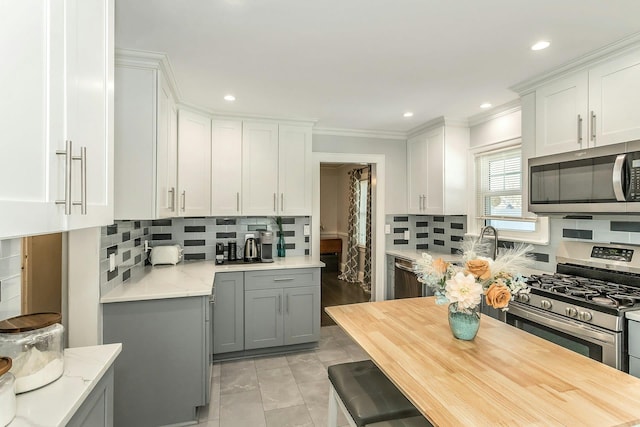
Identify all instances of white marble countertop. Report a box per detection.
[101,256,325,304]
[10,343,122,427]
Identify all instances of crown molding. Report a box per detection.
[467,99,521,127]
[115,48,182,101]
[312,127,406,140]
[406,116,469,138]
[177,101,317,127]
[510,32,640,94]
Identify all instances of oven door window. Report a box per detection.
[508,315,603,362]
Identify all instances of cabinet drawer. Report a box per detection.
[245,268,319,290]
[629,320,640,357]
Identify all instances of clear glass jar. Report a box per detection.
[0,357,16,426]
[0,313,65,394]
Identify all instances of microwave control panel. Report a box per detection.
[629,154,640,200]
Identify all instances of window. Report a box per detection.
[471,143,549,244]
[357,179,368,245]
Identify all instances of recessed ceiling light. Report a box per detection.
[531,40,550,51]
[403,112,414,118]
[480,103,492,109]
[224,94,236,101]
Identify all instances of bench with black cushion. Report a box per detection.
[327,360,431,427]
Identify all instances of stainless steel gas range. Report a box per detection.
[506,240,640,372]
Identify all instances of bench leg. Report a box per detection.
[328,383,358,427]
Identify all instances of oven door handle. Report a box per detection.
[395,262,415,273]
[509,305,616,345]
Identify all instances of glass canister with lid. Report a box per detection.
[0,357,16,426]
[0,313,64,394]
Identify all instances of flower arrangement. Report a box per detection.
[414,237,532,314]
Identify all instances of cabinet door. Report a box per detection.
[0,0,64,238]
[178,110,211,216]
[242,121,279,215]
[278,125,312,215]
[407,134,427,214]
[589,50,640,147]
[213,272,244,354]
[211,120,242,216]
[535,72,589,156]
[245,288,284,350]
[284,286,320,345]
[65,0,114,230]
[424,127,444,214]
[157,74,178,218]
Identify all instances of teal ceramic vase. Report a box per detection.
[448,302,481,340]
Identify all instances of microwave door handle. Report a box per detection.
[613,154,627,201]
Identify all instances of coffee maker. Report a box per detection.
[259,231,274,263]
[215,242,225,264]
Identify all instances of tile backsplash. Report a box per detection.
[0,238,22,321]
[385,214,466,255]
[100,216,310,296]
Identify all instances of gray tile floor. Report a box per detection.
[195,325,370,427]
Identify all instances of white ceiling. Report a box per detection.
[116,0,640,133]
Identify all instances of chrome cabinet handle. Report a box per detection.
[281,193,284,212]
[590,110,596,143]
[273,277,295,282]
[577,114,583,145]
[278,294,282,314]
[55,140,73,215]
[71,146,87,215]
[181,191,186,212]
[236,192,240,212]
[273,193,277,212]
[169,187,175,211]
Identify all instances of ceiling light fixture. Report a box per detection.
[403,112,414,118]
[224,94,236,101]
[480,103,492,109]
[531,40,550,51]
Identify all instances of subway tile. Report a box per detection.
[248,224,269,231]
[143,227,149,235]
[106,224,118,235]
[122,232,131,242]
[450,223,464,230]
[123,269,131,282]
[393,239,409,245]
[531,252,550,263]
[184,239,205,246]
[107,267,119,282]
[107,245,118,257]
[393,228,408,233]
[216,218,237,225]
[434,240,444,246]
[393,216,408,222]
[152,233,173,240]
[416,244,429,250]
[416,222,429,227]
[277,231,296,237]
[135,238,141,247]
[433,228,444,234]
[611,221,640,232]
[498,240,515,249]
[134,221,141,229]
[434,216,444,222]
[184,253,206,260]
[304,237,309,243]
[564,215,593,220]
[185,225,206,233]
[416,233,429,238]
[123,250,131,262]
[305,249,309,255]
[152,219,172,226]
[450,235,463,242]
[562,229,593,240]
[281,217,296,224]
[451,248,462,255]
[285,243,296,250]
[217,232,237,239]
[135,254,142,264]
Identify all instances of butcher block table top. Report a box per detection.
[325,297,640,427]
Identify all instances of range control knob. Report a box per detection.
[565,307,578,317]
[540,300,552,310]
[578,311,593,321]
[518,294,530,303]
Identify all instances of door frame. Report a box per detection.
[312,153,386,301]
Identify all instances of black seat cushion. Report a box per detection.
[367,415,433,427]
[328,360,422,426]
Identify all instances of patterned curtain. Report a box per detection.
[362,166,372,293]
[338,168,362,283]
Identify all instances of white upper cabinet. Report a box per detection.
[535,72,589,156]
[242,121,279,216]
[178,110,212,217]
[0,0,113,239]
[114,55,178,220]
[278,125,312,216]
[589,51,640,147]
[407,123,468,215]
[211,120,243,216]
[531,48,640,157]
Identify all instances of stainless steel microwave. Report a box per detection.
[529,140,640,213]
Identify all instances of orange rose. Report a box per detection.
[466,259,491,280]
[485,283,512,309]
[433,258,449,275]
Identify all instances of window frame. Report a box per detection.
[466,138,549,245]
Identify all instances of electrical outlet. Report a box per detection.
[404,230,410,240]
[385,224,391,234]
[109,253,116,272]
[303,224,310,236]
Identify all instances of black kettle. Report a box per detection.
[244,237,259,262]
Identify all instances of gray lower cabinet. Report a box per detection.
[629,318,640,378]
[103,296,210,427]
[213,272,244,354]
[244,268,320,350]
[67,365,114,427]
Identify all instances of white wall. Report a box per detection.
[313,134,406,214]
[470,109,521,148]
[319,166,339,235]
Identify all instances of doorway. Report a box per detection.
[21,233,62,314]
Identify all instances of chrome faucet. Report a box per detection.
[479,225,499,260]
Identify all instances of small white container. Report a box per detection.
[0,357,16,426]
[0,313,65,394]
